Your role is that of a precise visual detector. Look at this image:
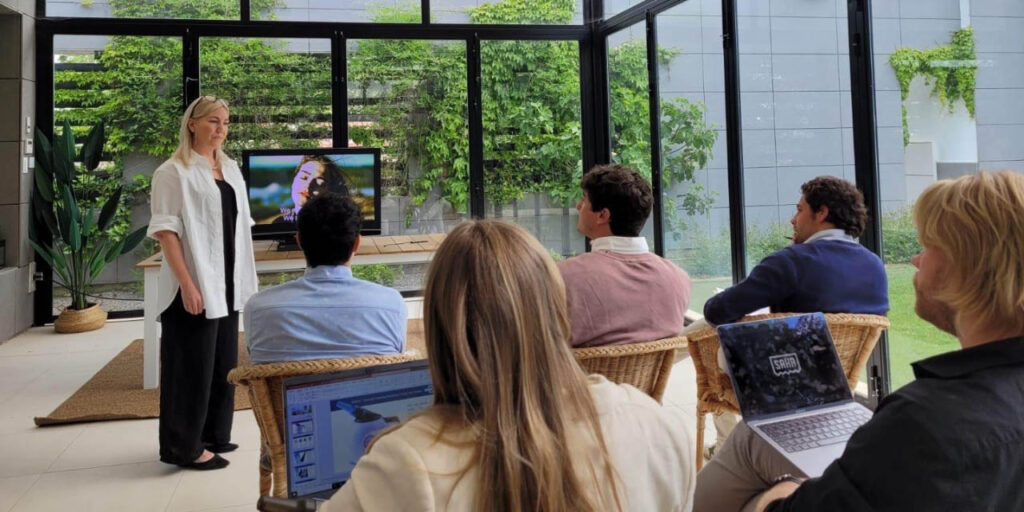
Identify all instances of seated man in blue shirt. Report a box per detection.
[244,193,406,364]
[695,171,1024,512]
[703,176,889,326]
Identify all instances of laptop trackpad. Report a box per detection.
[788,442,846,478]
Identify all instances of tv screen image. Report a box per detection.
[246,152,377,227]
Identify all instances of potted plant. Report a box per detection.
[29,120,148,333]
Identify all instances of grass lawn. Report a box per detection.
[884,264,959,389]
[690,276,731,315]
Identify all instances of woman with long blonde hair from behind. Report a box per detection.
[324,220,695,511]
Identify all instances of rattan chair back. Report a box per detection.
[573,336,688,403]
[228,353,421,498]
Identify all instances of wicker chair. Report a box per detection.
[687,313,889,469]
[227,354,421,498]
[573,336,689,403]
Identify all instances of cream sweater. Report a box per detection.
[322,375,695,511]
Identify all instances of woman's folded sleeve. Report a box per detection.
[147,168,184,239]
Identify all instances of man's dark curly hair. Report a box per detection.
[581,164,653,237]
[800,176,868,238]
[298,192,362,267]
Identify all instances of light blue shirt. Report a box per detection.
[244,265,407,364]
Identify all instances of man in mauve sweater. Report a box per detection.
[557,164,691,347]
[703,176,889,326]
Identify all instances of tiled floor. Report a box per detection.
[0,319,711,512]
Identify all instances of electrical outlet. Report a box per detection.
[24,139,32,155]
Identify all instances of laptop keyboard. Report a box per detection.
[758,408,872,453]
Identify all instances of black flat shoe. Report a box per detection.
[178,454,230,470]
[205,442,239,453]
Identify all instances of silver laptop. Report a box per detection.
[717,313,872,477]
[282,360,434,500]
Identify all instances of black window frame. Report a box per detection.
[33,0,890,402]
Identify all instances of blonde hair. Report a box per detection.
[173,95,231,166]
[423,220,622,512]
[913,170,1024,333]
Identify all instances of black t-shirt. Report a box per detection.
[767,337,1024,512]
[215,179,237,311]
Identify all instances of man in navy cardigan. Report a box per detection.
[703,176,889,326]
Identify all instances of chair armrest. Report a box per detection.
[684,309,703,327]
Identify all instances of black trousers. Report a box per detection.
[159,292,238,464]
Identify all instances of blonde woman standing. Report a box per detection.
[147,96,258,470]
[323,220,696,511]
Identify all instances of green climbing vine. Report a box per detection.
[888,26,977,146]
[348,1,717,234]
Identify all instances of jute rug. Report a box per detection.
[34,335,252,427]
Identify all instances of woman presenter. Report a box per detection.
[147,96,258,470]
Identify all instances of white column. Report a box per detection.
[143,267,160,389]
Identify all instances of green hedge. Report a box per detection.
[881,206,921,264]
[670,204,921,279]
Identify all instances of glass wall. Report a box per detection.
[481,40,585,257]
[736,0,856,273]
[200,38,333,155]
[870,0,1021,388]
[607,22,656,248]
[51,35,183,315]
[656,2,730,314]
[347,39,469,239]
[253,1,418,23]
[46,0,241,19]
[434,0,584,24]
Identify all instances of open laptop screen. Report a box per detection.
[718,313,851,419]
[283,360,433,498]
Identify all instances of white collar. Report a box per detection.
[590,236,649,254]
[804,228,858,244]
[191,149,232,169]
[190,149,214,168]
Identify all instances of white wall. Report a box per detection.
[905,75,978,163]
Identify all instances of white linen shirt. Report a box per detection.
[146,151,258,320]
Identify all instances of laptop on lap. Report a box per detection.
[282,360,434,500]
[717,313,872,477]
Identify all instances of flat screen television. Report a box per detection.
[242,148,382,240]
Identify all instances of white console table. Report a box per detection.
[136,234,443,389]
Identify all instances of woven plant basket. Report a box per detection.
[55,303,107,333]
